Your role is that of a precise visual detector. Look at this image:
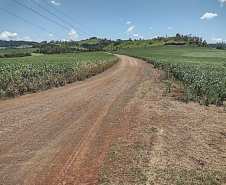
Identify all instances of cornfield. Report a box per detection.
[116,46,226,106]
[0,52,117,99]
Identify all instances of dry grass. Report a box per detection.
[98,68,226,185]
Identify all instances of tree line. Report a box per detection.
[0,40,36,48]
[0,52,31,58]
[33,41,85,55]
[33,38,113,54]
[153,33,208,47]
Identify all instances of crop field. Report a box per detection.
[0,52,116,99]
[116,46,226,106]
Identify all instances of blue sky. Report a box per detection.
[0,0,225,43]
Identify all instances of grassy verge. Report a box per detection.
[98,69,226,185]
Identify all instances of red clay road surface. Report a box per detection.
[0,55,154,185]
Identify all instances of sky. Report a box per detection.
[0,0,225,43]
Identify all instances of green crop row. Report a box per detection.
[116,46,226,106]
[0,52,117,99]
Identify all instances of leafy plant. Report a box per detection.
[116,46,226,106]
[0,52,116,99]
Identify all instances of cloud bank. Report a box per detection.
[0,31,31,41]
[211,37,223,42]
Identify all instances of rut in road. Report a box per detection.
[0,55,154,185]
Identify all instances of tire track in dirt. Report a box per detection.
[53,94,118,185]
[0,55,154,185]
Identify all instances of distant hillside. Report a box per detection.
[0,40,37,48]
[208,43,226,50]
[77,37,113,51]
[77,38,102,45]
[104,34,208,50]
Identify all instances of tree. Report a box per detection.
[202,40,208,47]
[176,33,181,38]
[195,37,200,45]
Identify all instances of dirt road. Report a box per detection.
[0,55,154,185]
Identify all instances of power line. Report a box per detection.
[40,0,99,35]
[30,0,91,37]
[12,0,88,38]
[0,6,68,40]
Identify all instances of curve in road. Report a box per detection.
[0,54,154,185]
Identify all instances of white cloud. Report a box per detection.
[69,29,78,40]
[126,21,131,24]
[50,0,60,6]
[139,36,143,39]
[219,0,226,6]
[127,26,135,34]
[0,31,17,41]
[49,33,53,37]
[201,12,218,19]
[150,27,153,29]
[19,37,32,41]
[168,27,173,30]
[126,26,141,37]
[152,35,159,39]
[211,37,223,42]
[0,31,31,41]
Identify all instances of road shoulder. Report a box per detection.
[98,66,226,185]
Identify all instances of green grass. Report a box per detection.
[0,52,116,99]
[104,37,187,50]
[78,38,102,45]
[115,46,226,106]
[17,45,33,49]
[31,53,45,57]
[104,40,154,50]
[0,48,37,55]
[99,143,147,185]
